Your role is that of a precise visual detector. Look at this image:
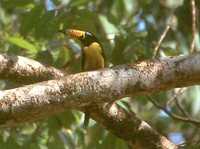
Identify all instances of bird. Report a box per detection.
[59,29,105,128]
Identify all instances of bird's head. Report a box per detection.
[59,29,99,46]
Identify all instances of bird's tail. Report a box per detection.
[83,106,91,128]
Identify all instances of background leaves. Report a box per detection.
[0,0,200,148]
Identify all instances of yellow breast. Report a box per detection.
[83,42,105,71]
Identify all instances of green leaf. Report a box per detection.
[86,124,105,148]
[135,31,148,37]
[7,36,37,52]
[68,0,91,8]
[2,0,34,8]
[54,47,71,67]
[20,5,43,36]
[0,7,6,25]
[36,50,53,65]
[34,10,55,39]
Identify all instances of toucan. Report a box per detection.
[59,29,105,128]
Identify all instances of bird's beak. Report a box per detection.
[59,29,85,39]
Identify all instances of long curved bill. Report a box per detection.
[59,29,85,38]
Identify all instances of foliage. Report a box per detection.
[0,0,200,148]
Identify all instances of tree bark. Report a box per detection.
[2,53,199,148]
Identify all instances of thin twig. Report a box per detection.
[152,15,174,58]
[190,0,196,53]
[147,95,200,126]
[174,96,190,117]
[166,88,190,117]
[166,88,187,106]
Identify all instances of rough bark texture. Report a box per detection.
[88,103,176,149]
[0,54,65,84]
[3,53,199,148]
[1,56,200,126]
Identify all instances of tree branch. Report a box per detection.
[147,95,200,126]
[4,53,200,148]
[0,54,65,84]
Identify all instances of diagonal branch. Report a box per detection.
[3,53,200,148]
[147,95,200,126]
[0,53,200,125]
[0,54,178,148]
[152,15,174,58]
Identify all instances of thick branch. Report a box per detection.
[0,53,200,123]
[0,54,65,84]
[3,53,200,148]
[89,103,176,149]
